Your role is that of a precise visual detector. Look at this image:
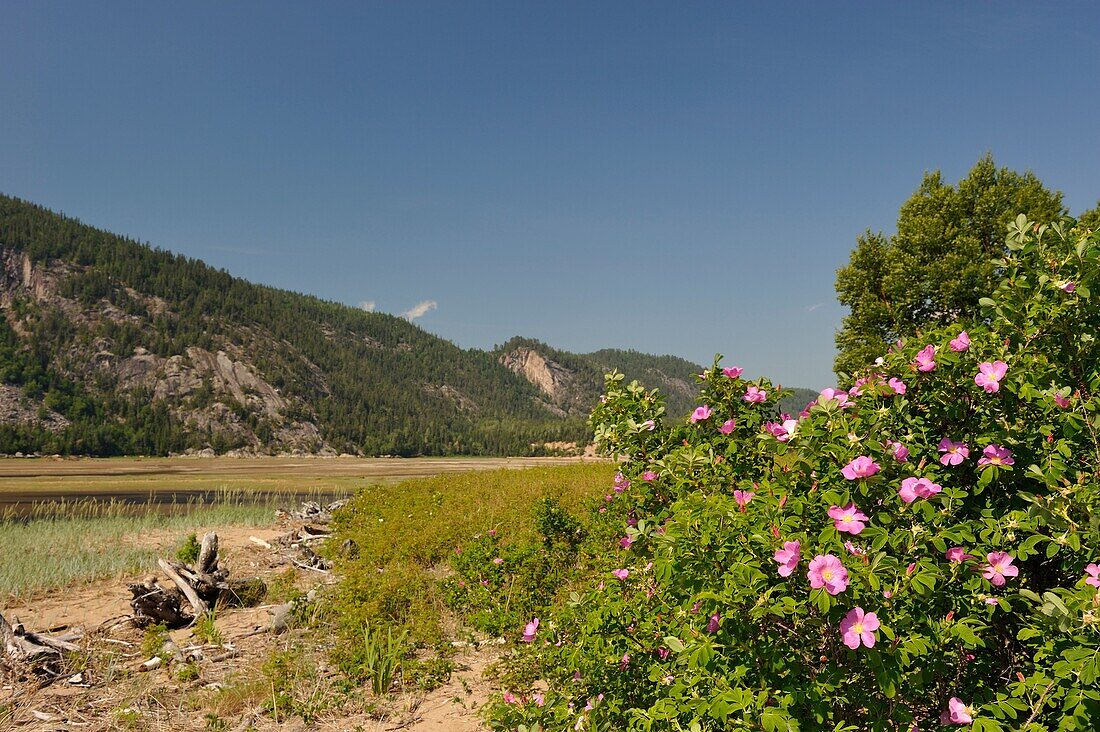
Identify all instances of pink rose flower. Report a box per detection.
[640,419,656,430]
[719,419,737,435]
[612,568,629,581]
[1054,391,1071,409]
[743,386,767,403]
[898,477,942,504]
[690,405,712,423]
[914,344,937,372]
[819,387,850,407]
[732,489,754,510]
[1058,280,1076,293]
[839,606,880,649]
[1086,564,1100,588]
[773,540,801,577]
[945,547,973,563]
[977,444,1014,468]
[522,618,539,642]
[888,377,907,395]
[829,504,869,534]
[641,470,658,481]
[949,331,971,352]
[619,535,634,549]
[886,440,909,462]
[938,438,969,466]
[841,456,881,480]
[974,361,1008,393]
[982,552,1018,587]
[722,367,744,379]
[765,420,797,442]
[807,554,849,595]
[706,613,721,633]
[942,697,973,725]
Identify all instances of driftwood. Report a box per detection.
[128,581,189,628]
[197,531,219,574]
[277,498,348,523]
[158,558,208,616]
[0,610,81,679]
[129,532,266,629]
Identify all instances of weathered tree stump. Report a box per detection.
[129,532,266,626]
[128,581,190,628]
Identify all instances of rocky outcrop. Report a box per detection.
[0,247,330,454]
[422,384,479,413]
[500,347,577,404]
[0,247,55,304]
[182,347,288,416]
[0,384,69,432]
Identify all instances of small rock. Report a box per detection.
[270,603,294,634]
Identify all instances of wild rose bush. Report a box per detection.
[487,215,1100,731]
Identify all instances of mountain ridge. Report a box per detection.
[0,194,718,457]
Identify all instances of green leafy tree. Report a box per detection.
[834,154,1065,377]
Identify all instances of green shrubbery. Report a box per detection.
[487,216,1100,730]
[327,464,614,647]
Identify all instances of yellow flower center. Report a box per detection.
[852,621,864,634]
[822,569,834,581]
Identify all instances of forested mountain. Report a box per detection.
[495,337,702,418]
[0,195,723,457]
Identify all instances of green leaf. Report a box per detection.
[663,636,685,653]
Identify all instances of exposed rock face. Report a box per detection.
[0,384,69,432]
[183,348,288,415]
[500,347,576,404]
[1,247,55,304]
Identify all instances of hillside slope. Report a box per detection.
[0,195,718,456]
[495,337,702,418]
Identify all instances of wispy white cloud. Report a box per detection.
[402,300,438,320]
[803,302,826,313]
[358,300,376,312]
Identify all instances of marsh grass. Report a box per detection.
[0,488,348,600]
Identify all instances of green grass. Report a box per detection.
[328,463,614,644]
[0,496,293,600]
[330,463,613,567]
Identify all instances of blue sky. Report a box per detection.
[2,2,1098,388]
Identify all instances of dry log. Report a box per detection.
[248,536,273,550]
[22,631,80,653]
[158,559,208,617]
[1,611,63,678]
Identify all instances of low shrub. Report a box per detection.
[488,215,1100,730]
[175,533,201,565]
